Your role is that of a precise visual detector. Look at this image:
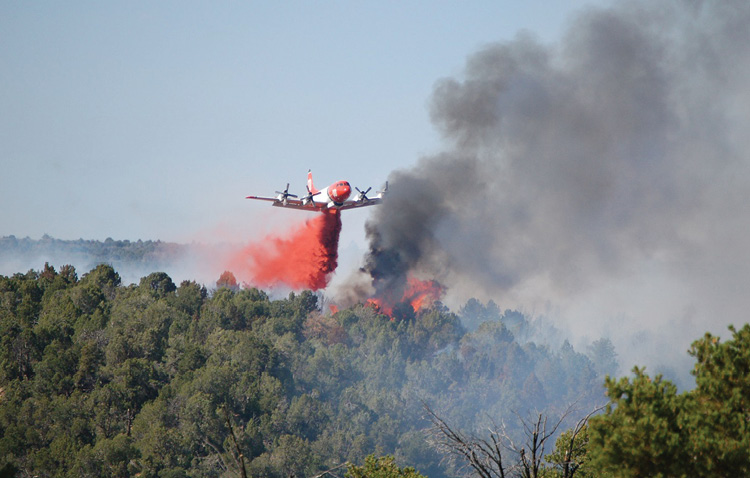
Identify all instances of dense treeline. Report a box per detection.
[0,235,187,276]
[3,263,750,477]
[0,263,611,477]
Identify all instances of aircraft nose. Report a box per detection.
[339,184,351,201]
[333,183,351,202]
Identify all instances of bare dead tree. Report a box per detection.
[515,412,560,478]
[425,403,508,478]
[547,405,605,478]
[424,402,604,478]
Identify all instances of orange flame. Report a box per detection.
[404,277,445,312]
[365,276,445,319]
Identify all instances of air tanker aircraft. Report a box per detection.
[246,170,387,212]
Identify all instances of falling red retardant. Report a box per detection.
[228,210,342,291]
[367,276,446,318]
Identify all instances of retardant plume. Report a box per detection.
[348,0,750,377]
[228,210,342,291]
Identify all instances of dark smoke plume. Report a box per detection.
[352,0,750,375]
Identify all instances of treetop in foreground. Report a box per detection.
[588,324,750,478]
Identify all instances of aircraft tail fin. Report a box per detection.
[307,169,319,194]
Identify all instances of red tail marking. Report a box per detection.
[307,170,319,194]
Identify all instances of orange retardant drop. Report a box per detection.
[228,210,342,291]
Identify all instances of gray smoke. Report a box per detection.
[352,0,750,379]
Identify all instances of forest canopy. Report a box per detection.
[1,262,748,477]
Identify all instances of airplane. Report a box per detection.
[246,170,388,212]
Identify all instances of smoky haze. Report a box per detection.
[347,0,750,378]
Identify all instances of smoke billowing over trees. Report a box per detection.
[350,0,750,377]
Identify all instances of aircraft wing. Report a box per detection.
[245,195,280,204]
[337,197,383,210]
[245,195,324,211]
[246,177,387,211]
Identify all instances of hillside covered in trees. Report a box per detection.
[1,263,749,477]
[0,262,611,477]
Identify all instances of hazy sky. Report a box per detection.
[1,1,593,246]
[6,1,750,382]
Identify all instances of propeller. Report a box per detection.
[355,186,372,202]
[301,185,315,206]
[275,183,298,204]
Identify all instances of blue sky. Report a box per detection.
[1,1,594,245]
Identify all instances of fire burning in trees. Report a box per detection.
[366,276,446,318]
[227,210,342,290]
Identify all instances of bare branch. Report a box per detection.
[200,437,230,474]
[552,404,606,478]
[311,461,350,478]
[424,402,507,478]
[425,401,606,478]
[223,407,248,478]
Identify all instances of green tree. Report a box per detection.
[106,292,179,364]
[685,324,750,476]
[346,454,426,478]
[201,288,247,331]
[59,264,78,284]
[80,263,121,299]
[170,280,207,317]
[587,338,618,378]
[92,433,140,478]
[131,397,190,477]
[75,340,105,392]
[107,358,163,436]
[139,271,177,299]
[588,325,750,477]
[459,298,502,331]
[588,368,690,478]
